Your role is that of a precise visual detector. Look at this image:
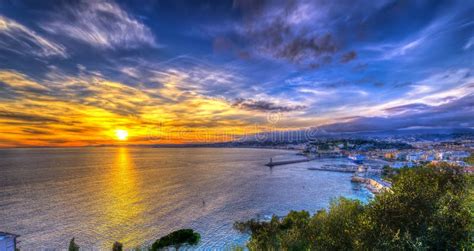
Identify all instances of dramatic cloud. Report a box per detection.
[112,55,259,100]
[42,0,156,49]
[319,94,474,133]
[232,98,306,112]
[0,69,270,146]
[0,15,67,58]
[0,1,473,147]
[232,0,392,67]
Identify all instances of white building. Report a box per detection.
[436,152,445,160]
[406,153,422,162]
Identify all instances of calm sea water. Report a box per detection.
[0,147,370,250]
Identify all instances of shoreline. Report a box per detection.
[351,176,391,194]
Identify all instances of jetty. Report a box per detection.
[351,176,392,194]
[265,157,312,167]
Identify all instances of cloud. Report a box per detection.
[318,94,474,133]
[383,103,431,114]
[0,110,62,124]
[239,11,338,67]
[232,98,306,112]
[1,1,473,147]
[232,0,393,68]
[366,4,472,62]
[0,69,269,146]
[340,51,357,63]
[384,37,425,59]
[0,15,67,58]
[464,36,474,50]
[42,0,156,49]
[406,69,474,104]
[22,128,54,135]
[114,55,253,99]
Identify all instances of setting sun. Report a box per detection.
[115,129,128,141]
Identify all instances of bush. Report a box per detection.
[150,229,200,250]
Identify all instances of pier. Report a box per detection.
[265,157,312,167]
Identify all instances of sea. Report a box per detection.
[0,147,371,250]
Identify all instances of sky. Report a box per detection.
[0,0,473,147]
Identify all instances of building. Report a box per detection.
[437,151,470,161]
[436,152,445,160]
[384,152,396,160]
[449,151,470,160]
[349,154,366,163]
[406,152,422,162]
[0,232,19,251]
[396,152,407,160]
[422,153,436,161]
[390,162,414,169]
[316,149,343,158]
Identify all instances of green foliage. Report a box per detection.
[112,241,123,251]
[68,238,79,251]
[310,198,365,250]
[467,175,474,250]
[318,143,331,150]
[361,163,470,250]
[468,175,474,216]
[228,244,246,251]
[381,165,395,180]
[466,153,474,165]
[236,163,472,250]
[150,229,200,250]
[382,165,418,182]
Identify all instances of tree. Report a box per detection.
[235,163,472,250]
[309,198,364,250]
[235,200,365,251]
[112,241,123,251]
[359,163,470,250]
[150,229,200,251]
[68,238,79,251]
[465,153,474,165]
[381,165,393,179]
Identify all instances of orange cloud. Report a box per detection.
[0,70,276,147]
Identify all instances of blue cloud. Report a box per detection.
[318,94,474,132]
[0,15,67,58]
[40,0,157,49]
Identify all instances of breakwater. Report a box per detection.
[351,176,391,194]
[265,158,312,167]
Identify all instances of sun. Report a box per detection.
[115,129,128,141]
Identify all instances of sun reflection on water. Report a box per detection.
[102,147,144,247]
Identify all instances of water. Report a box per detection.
[0,147,370,250]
